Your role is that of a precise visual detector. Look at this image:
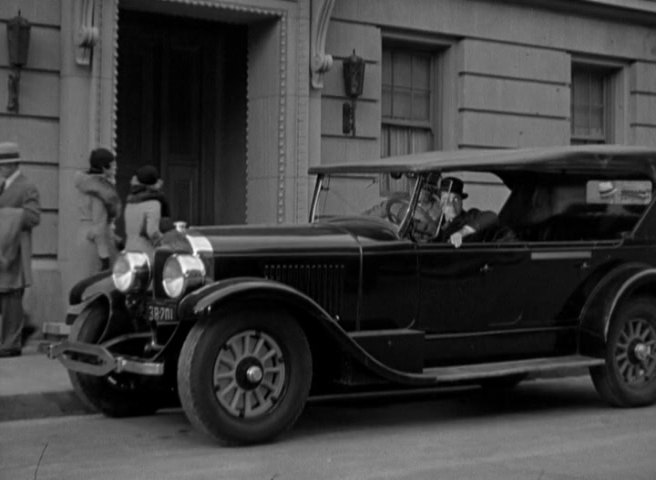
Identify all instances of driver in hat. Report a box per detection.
[436,176,498,248]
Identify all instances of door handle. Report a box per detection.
[480,263,492,274]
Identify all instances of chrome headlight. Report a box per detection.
[112,252,151,293]
[162,254,206,299]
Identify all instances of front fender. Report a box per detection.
[178,277,437,387]
[69,271,113,305]
[179,277,337,319]
[579,262,655,356]
[66,272,125,326]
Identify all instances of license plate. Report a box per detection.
[146,301,176,322]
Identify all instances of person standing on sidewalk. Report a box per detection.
[0,142,41,358]
[73,148,122,276]
[123,165,172,260]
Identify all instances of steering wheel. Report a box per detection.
[385,197,410,225]
[385,197,436,237]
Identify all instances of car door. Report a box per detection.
[416,240,543,365]
[520,242,594,328]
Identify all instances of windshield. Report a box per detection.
[312,172,417,228]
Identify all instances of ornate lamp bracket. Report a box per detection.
[310,0,335,89]
[75,0,99,66]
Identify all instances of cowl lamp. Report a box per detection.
[6,11,31,113]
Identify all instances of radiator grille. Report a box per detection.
[263,264,345,316]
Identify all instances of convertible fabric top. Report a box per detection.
[309,145,656,176]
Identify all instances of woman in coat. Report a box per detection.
[123,165,171,260]
[74,148,122,277]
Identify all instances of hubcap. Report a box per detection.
[246,365,264,384]
[634,343,651,362]
[213,330,286,418]
[614,318,656,386]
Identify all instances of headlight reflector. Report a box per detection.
[112,252,151,293]
[162,254,206,299]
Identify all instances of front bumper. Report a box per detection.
[42,321,71,338]
[46,341,164,377]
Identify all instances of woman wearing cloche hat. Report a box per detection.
[73,148,122,275]
[123,165,172,259]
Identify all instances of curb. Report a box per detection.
[0,391,92,422]
[0,340,94,422]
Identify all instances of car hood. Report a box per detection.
[162,217,399,256]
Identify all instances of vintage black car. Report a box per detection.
[49,145,656,445]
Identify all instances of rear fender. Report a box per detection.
[579,263,656,356]
[178,277,436,387]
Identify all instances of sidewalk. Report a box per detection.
[0,341,91,422]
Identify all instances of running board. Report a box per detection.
[421,355,605,383]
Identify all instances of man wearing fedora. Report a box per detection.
[0,142,41,357]
[436,176,498,248]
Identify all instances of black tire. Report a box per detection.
[68,302,160,417]
[177,310,312,445]
[590,296,656,407]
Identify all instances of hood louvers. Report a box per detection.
[263,264,345,317]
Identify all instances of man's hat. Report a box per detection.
[439,176,468,199]
[0,142,20,165]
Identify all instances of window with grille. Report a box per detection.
[381,47,437,194]
[571,65,615,144]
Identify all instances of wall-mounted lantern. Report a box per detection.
[6,11,31,113]
[342,50,365,136]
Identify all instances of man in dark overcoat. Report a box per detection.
[0,142,41,357]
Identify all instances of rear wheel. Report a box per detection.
[591,297,656,407]
[68,302,161,417]
[177,310,312,445]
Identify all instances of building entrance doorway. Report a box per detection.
[116,10,247,231]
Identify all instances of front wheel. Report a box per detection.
[68,302,161,417]
[177,310,312,445]
[590,297,656,407]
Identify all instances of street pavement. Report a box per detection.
[2,376,656,479]
[0,342,90,422]
[2,344,656,479]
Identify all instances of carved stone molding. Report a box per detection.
[106,0,295,224]
[310,0,335,89]
[276,14,288,223]
[75,0,100,66]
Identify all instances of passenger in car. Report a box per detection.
[436,177,499,248]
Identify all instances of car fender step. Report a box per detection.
[422,355,604,383]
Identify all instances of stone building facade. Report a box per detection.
[2,0,656,329]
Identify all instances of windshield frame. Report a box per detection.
[309,170,435,239]
[309,173,324,223]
